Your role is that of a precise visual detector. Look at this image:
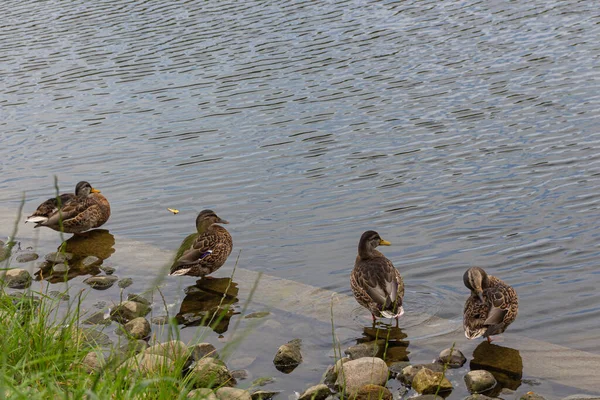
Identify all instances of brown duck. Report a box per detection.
[25,181,110,234]
[169,210,233,277]
[351,230,404,321]
[463,267,518,342]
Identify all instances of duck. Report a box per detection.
[169,210,233,277]
[25,181,110,234]
[463,267,518,342]
[351,230,404,321]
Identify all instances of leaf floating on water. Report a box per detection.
[167,208,179,214]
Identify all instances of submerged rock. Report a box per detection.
[127,293,151,305]
[273,339,302,373]
[188,388,218,400]
[355,384,392,400]
[216,387,252,400]
[151,315,170,325]
[110,300,150,323]
[16,253,38,263]
[120,317,151,340]
[398,363,444,386]
[120,339,149,355]
[250,390,281,400]
[252,376,276,386]
[191,343,218,360]
[118,277,133,289]
[189,357,233,388]
[45,252,73,263]
[80,328,112,347]
[231,369,249,381]
[519,393,546,400]
[464,395,497,400]
[335,357,388,397]
[48,290,70,301]
[83,275,118,290]
[464,370,497,394]
[298,384,330,400]
[99,265,116,275]
[81,256,102,268]
[244,311,270,319]
[411,368,452,395]
[344,340,384,360]
[83,311,111,326]
[437,347,466,368]
[2,268,32,289]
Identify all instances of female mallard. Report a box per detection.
[169,210,232,277]
[351,230,404,321]
[463,267,518,342]
[25,181,110,234]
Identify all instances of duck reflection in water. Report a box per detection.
[471,341,523,392]
[176,277,239,335]
[35,229,115,283]
[356,321,410,363]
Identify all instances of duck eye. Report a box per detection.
[473,314,481,319]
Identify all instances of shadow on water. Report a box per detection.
[359,322,410,363]
[34,229,115,283]
[176,277,239,335]
[471,341,523,394]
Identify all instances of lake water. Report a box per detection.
[1,0,599,397]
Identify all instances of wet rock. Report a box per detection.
[500,388,515,396]
[45,252,73,263]
[398,363,444,386]
[2,269,32,289]
[464,395,497,400]
[250,390,281,400]
[191,343,218,360]
[471,343,523,390]
[228,356,256,370]
[99,265,116,275]
[146,340,189,361]
[83,275,118,290]
[81,351,105,373]
[323,357,350,386]
[273,339,302,373]
[437,347,466,368]
[110,300,150,323]
[83,311,111,326]
[81,256,101,268]
[412,368,452,395]
[412,396,444,400]
[127,293,151,305]
[388,361,411,377]
[118,277,133,289]
[48,290,70,301]
[53,263,69,273]
[120,340,149,355]
[121,353,175,375]
[335,357,388,397]
[231,369,249,380]
[119,317,151,340]
[16,253,38,263]
[344,340,384,360]
[561,396,600,400]
[299,384,330,400]
[80,328,112,347]
[252,376,276,386]
[188,388,218,400]
[355,384,392,400]
[216,387,252,400]
[519,393,546,400]
[465,370,497,394]
[189,357,233,388]
[244,311,270,319]
[151,315,170,325]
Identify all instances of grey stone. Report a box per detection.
[299,384,331,400]
[216,387,252,400]
[188,388,218,400]
[244,311,270,319]
[398,363,444,386]
[273,338,302,373]
[83,311,111,326]
[250,391,281,400]
[151,315,170,325]
[16,253,38,263]
[344,340,384,360]
[53,263,69,273]
[464,370,497,394]
[355,385,392,400]
[464,395,497,400]
[335,357,389,397]
[81,351,105,373]
[45,252,73,263]
[80,328,112,347]
[127,293,151,305]
[110,300,150,323]
[118,277,133,289]
[120,353,175,375]
[120,340,149,355]
[412,368,452,395]
[99,265,116,275]
[146,340,189,361]
[2,269,32,289]
[48,290,70,301]
[251,376,276,386]
[83,275,118,290]
[323,357,350,386]
[120,317,151,340]
[519,393,546,400]
[231,369,249,380]
[81,256,101,268]
[388,361,411,376]
[437,347,466,368]
[191,343,218,360]
[189,357,233,388]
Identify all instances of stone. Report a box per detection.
[273,338,302,373]
[120,317,151,340]
[81,256,102,268]
[53,263,69,273]
[188,388,218,400]
[464,370,497,394]
[118,277,133,289]
[45,252,73,263]
[191,343,218,360]
[561,396,600,400]
[471,343,523,390]
[121,353,175,375]
[83,311,111,326]
[323,357,350,386]
[151,315,170,325]
[250,391,281,400]
[398,363,444,386]
[411,368,452,395]
[412,396,444,400]
[81,351,105,373]
[189,357,233,388]
[231,369,249,380]
[80,329,112,347]
[388,361,411,377]
[146,340,189,361]
[83,275,118,290]
[519,393,546,400]
[48,290,70,301]
[16,253,38,263]
[335,357,389,397]
[110,300,150,323]
[2,269,32,289]
[120,340,149,355]
[99,265,116,275]
[216,387,252,400]
[464,395,497,400]
[298,384,330,400]
[244,311,270,319]
[344,340,384,360]
[437,347,466,368]
[252,376,276,386]
[127,293,151,305]
[355,385,392,400]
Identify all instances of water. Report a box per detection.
[1,0,600,396]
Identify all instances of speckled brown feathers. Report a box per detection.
[170,210,233,277]
[350,230,404,319]
[463,267,518,341]
[26,181,110,234]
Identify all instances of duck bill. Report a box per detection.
[379,239,391,246]
[217,218,229,224]
[476,290,484,303]
[91,188,101,193]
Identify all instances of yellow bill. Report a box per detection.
[167,208,179,214]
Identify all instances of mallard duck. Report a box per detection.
[351,230,404,321]
[169,210,233,277]
[463,267,518,342]
[25,181,110,234]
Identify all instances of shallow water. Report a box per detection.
[1,0,600,396]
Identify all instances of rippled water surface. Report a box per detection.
[1,0,600,396]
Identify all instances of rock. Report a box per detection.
[2,269,32,289]
[412,396,444,400]
[519,393,546,400]
[355,385,392,400]
[110,300,150,323]
[216,387,252,400]
[121,353,175,375]
[344,340,384,360]
[323,357,350,386]
[464,395,497,400]
[120,340,149,355]
[471,343,523,390]
[45,252,73,263]
[273,339,302,373]
[561,396,600,400]
[118,277,133,289]
[189,357,233,388]
[244,311,270,319]
[81,256,102,268]
[500,388,515,395]
[191,343,218,360]
[48,290,70,301]
[398,363,444,386]
[299,384,330,400]
[388,361,412,377]
[80,329,112,347]
[146,340,189,361]
[151,315,170,325]
[252,376,276,386]
[465,370,497,394]
[188,388,218,400]
[437,347,466,368]
[412,368,452,395]
[120,317,151,340]
[250,391,281,400]
[83,311,111,326]
[231,369,249,380]
[99,265,116,275]
[16,253,38,263]
[335,357,389,397]
[81,351,105,373]
[83,275,118,290]
[127,293,151,305]
[53,263,69,273]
